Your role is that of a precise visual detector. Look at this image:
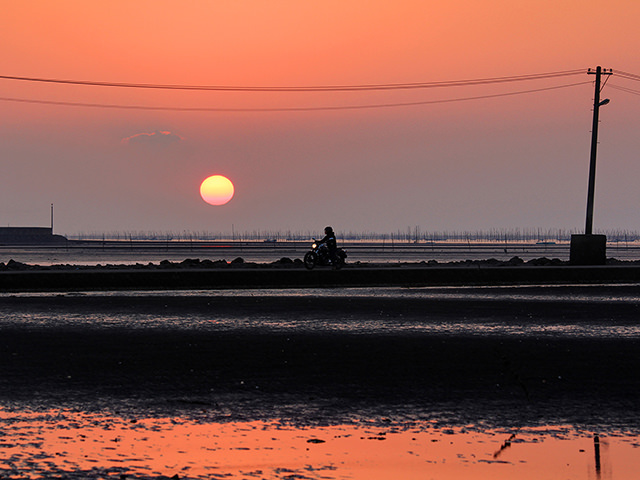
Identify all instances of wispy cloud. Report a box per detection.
[121,130,185,146]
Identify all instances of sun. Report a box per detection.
[200,175,235,206]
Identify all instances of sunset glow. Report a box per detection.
[1,1,640,234]
[2,5,640,480]
[200,175,234,206]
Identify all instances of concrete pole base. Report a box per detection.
[570,234,607,265]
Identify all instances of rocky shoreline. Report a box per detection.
[2,254,639,272]
[1,256,640,291]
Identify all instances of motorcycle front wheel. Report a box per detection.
[303,252,317,270]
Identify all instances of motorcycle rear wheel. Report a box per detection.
[303,252,317,270]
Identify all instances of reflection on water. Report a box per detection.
[0,408,638,479]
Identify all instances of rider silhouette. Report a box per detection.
[318,226,337,263]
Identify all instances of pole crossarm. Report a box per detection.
[587,68,613,76]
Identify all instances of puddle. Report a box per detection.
[1,408,638,479]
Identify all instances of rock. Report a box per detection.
[6,259,28,270]
[507,256,524,266]
[180,258,201,267]
[526,257,551,266]
[273,257,294,265]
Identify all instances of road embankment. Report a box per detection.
[1,263,640,291]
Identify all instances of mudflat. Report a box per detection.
[1,290,639,430]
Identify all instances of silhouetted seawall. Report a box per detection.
[1,264,640,291]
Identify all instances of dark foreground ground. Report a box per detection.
[1,291,639,432]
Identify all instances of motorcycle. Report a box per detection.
[303,238,347,270]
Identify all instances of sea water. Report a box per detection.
[3,240,640,266]
[1,408,638,480]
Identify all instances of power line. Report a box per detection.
[0,69,585,92]
[615,70,640,82]
[0,81,591,112]
[609,84,640,96]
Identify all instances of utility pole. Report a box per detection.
[570,66,612,265]
[584,66,612,234]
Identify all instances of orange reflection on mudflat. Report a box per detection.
[0,408,638,479]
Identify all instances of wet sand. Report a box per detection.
[1,292,639,431]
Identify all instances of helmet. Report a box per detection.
[324,226,333,234]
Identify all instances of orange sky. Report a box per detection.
[1,1,640,234]
[5,1,639,81]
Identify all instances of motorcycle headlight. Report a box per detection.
[312,243,317,249]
